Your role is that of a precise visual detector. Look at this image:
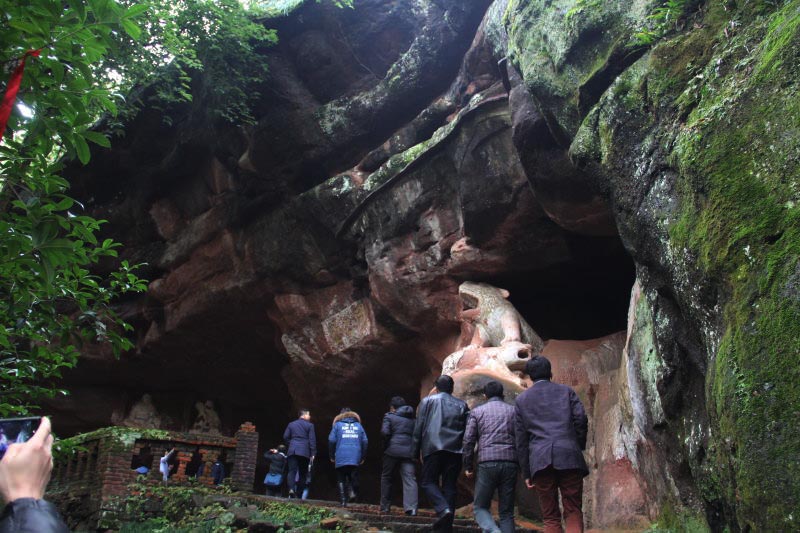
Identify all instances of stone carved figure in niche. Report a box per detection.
[442,282,544,387]
[192,400,221,435]
[113,394,163,429]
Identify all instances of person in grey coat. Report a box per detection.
[515,356,588,533]
[379,396,418,515]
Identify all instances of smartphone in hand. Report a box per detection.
[0,417,42,460]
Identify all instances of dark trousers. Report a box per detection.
[473,461,518,533]
[287,455,309,495]
[533,466,584,533]
[336,465,359,496]
[380,455,418,512]
[421,451,462,522]
[266,486,281,497]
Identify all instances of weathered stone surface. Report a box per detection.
[566,1,800,528]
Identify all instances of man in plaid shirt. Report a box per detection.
[463,380,518,533]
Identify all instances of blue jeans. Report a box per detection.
[473,461,518,533]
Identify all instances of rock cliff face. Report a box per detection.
[56,0,798,530]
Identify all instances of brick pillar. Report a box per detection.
[77,450,88,479]
[198,448,219,486]
[64,452,76,488]
[231,422,258,491]
[172,450,192,482]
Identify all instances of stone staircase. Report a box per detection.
[337,503,542,532]
[260,497,543,532]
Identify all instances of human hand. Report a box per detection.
[465,470,473,479]
[525,478,535,489]
[0,417,54,502]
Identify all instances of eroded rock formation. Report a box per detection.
[52,0,799,530]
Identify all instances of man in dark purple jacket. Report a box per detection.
[515,356,588,533]
[283,409,317,498]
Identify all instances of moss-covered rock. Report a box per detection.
[504,0,659,136]
[570,0,800,529]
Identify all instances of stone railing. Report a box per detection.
[48,423,258,530]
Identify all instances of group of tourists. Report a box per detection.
[263,355,589,533]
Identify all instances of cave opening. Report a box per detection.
[474,234,636,341]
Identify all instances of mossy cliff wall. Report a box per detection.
[502,0,800,529]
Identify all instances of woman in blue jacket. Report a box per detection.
[328,408,368,507]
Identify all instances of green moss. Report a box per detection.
[574,0,800,527]
[753,1,800,79]
[58,426,172,449]
[664,0,800,528]
[648,499,711,532]
[505,0,662,133]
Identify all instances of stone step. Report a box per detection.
[249,494,542,532]
[343,508,538,532]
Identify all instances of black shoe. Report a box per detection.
[287,490,296,499]
[432,508,452,529]
[405,509,417,516]
[380,506,390,513]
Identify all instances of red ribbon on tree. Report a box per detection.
[0,49,41,142]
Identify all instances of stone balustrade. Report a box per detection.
[48,423,258,530]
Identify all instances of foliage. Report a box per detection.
[252,0,352,19]
[253,500,334,531]
[104,0,278,127]
[0,0,150,416]
[564,0,603,25]
[634,0,700,45]
[120,480,333,533]
[1,0,354,415]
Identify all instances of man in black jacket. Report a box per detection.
[0,417,69,533]
[413,375,469,531]
[380,396,418,515]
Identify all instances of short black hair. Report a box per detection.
[278,444,287,453]
[390,396,407,409]
[435,375,454,394]
[484,380,504,399]
[525,356,552,380]
[340,407,352,414]
[298,409,310,418]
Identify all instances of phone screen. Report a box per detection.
[0,417,42,460]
